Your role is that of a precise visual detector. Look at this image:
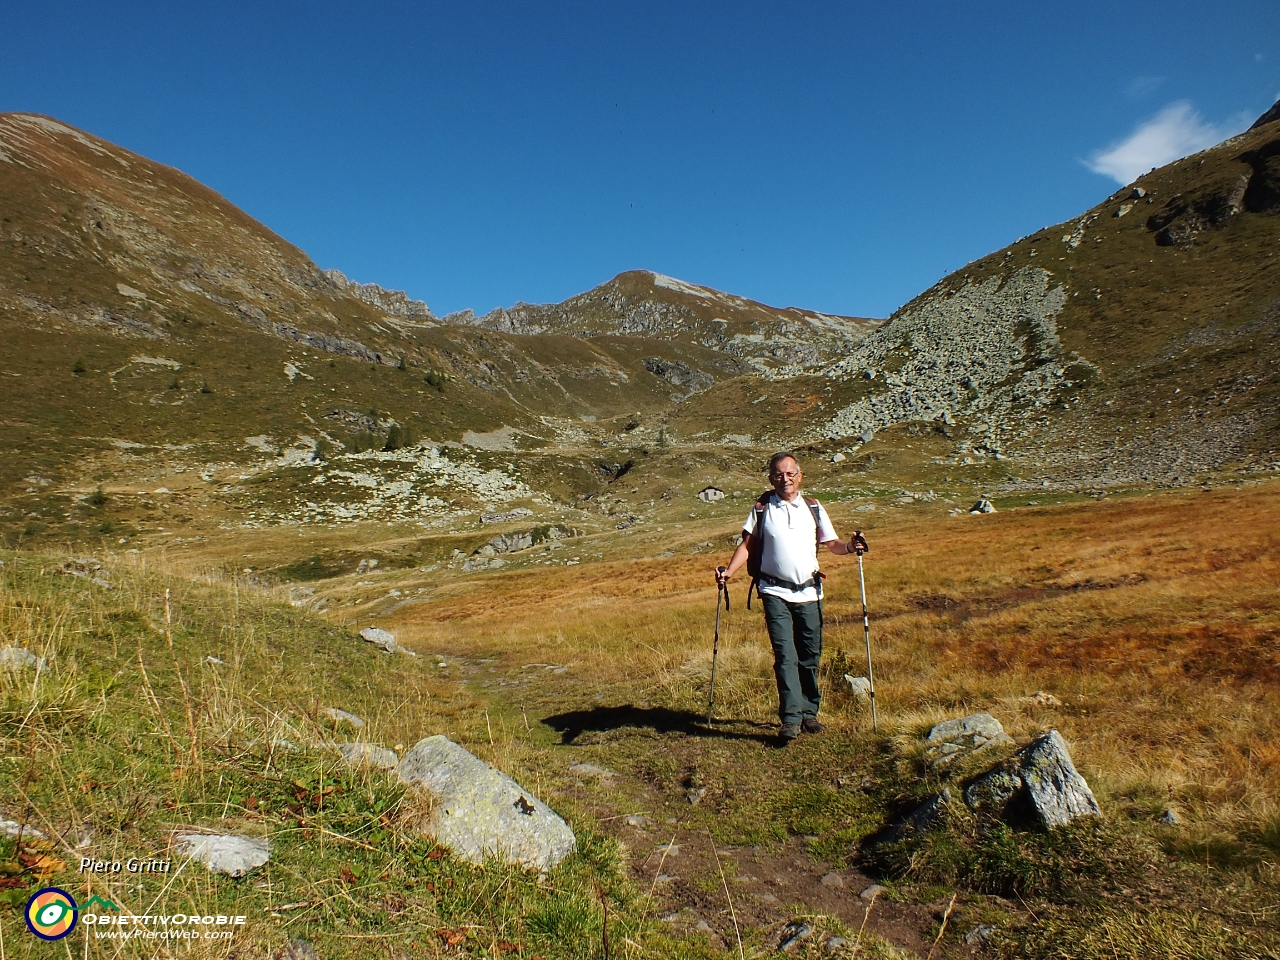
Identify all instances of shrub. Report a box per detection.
[87,486,108,507]
[72,357,86,374]
[425,369,448,392]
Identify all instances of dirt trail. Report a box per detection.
[460,655,989,957]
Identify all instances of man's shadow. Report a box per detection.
[541,704,778,745]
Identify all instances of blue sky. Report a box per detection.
[5,1,1279,318]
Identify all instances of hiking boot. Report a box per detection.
[779,722,801,743]
[801,718,826,735]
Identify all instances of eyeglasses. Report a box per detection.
[770,471,801,480]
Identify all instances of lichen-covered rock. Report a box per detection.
[397,735,576,870]
[1019,730,1102,827]
[924,712,1014,769]
[963,729,1101,828]
[963,767,1021,815]
[176,833,270,877]
[335,742,398,770]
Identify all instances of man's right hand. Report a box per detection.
[715,565,729,585]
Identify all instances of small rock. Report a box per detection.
[335,742,398,770]
[824,935,848,953]
[622,814,649,828]
[860,883,886,901]
[356,558,379,574]
[176,833,270,877]
[321,707,366,728]
[831,452,846,463]
[693,919,715,935]
[863,368,876,379]
[0,647,45,671]
[656,841,680,857]
[1160,808,1180,826]
[0,819,46,840]
[1131,186,1146,199]
[568,762,615,780]
[965,924,995,945]
[819,872,844,888]
[1022,691,1062,707]
[778,919,814,952]
[203,656,226,665]
[925,713,1014,768]
[843,674,872,699]
[969,499,996,514]
[359,627,397,653]
[685,786,707,805]
[273,939,320,960]
[859,429,874,443]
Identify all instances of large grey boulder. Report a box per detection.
[925,712,1015,769]
[965,730,1101,828]
[397,735,576,870]
[176,833,270,877]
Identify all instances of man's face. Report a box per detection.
[770,457,802,500]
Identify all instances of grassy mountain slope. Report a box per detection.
[806,107,1280,485]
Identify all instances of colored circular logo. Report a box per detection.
[25,888,78,941]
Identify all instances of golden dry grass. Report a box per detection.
[388,481,1280,835]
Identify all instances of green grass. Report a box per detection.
[0,551,667,959]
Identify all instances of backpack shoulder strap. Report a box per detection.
[804,497,823,547]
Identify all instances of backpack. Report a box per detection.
[745,490,826,609]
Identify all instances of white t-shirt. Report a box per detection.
[742,492,838,603]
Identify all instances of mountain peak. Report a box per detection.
[1250,98,1280,130]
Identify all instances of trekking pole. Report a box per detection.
[707,567,728,725]
[852,532,878,733]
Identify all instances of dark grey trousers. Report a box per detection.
[761,593,823,725]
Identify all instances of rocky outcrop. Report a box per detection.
[642,357,715,397]
[821,268,1081,451]
[322,270,435,321]
[397,735,576,870]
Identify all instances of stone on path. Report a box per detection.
[335,742,398,770]
[819,871,844,888]
[966,925,996,945]
[0,647,45,670]
[321,707,366,728]
[175,833,270,877]
[359,627,397,653]
[397,735,576,871]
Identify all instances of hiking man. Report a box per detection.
[715,452,867,743]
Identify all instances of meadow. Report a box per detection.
[1,479,1277,958]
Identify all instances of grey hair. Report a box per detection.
[768,451,800,474]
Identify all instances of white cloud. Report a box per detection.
[1125,76,1164,100]
[1085,101,1244,185]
